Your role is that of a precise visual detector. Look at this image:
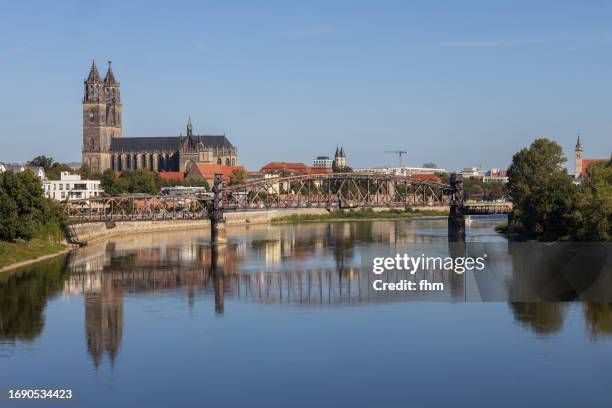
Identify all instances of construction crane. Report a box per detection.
[385,150,408,167]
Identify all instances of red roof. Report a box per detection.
[158,171,185,182]
[193,164,245,181]
[309,167,333,175]
[580,159,608,177]
[261,162,310,174]
[411,173,442,183]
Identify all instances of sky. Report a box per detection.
[0,0,611,171]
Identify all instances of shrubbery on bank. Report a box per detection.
[0,170,66,242]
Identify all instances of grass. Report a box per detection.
[272,208,448,223]
[0,239,67,270]
[495,221,509,234]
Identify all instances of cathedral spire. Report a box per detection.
[576,133,583,151]
[187,116,193,137]
[86,60,102,83]
[104,61,118,86]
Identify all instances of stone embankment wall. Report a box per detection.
[71,208,331,244]
[70,207,446,244]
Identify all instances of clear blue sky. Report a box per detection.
[1,0,611,171]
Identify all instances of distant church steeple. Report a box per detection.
[575,134,584,179]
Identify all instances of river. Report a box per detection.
[1,216,611,407]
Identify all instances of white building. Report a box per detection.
[313,156,333,168]
[44,172,103,201]
[0,162,46,179]
[482,169,509,183]
[460,167,484,179]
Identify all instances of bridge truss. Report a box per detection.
[62,173,509,222]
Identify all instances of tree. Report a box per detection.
[229,169,247,186]
[45,163,75,180]
[422,163,437,169]
[79,164,101,181]
[0,170,66,242]
[29,156,55,171]
[507,138,577,240]
[435,172,449,184]
[573,159,612,241]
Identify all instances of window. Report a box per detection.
[89,109,95,123]
[59,184,63,190]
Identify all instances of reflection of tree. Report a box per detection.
[85,277,123,369]
[584,303,612,339]
[509,302,566,335]
[0,256,67,342]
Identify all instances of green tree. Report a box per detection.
[229,169,247,186]
[101,169,123,195]
[0,170,66,242]
[573,159,612,241]
[120,169,158,194]
[507,138,577,240]
[79,164,101,181]
[422,162,437,169]
[435,172,449,184]
[29,155,55,171]
[45,163,75,180]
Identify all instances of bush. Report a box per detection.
[0,170,67,242]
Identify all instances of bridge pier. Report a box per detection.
[448,173,466,242]
[209,173,226,244]
[210,244,225,314]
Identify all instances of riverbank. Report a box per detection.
[0,239,71,273]
[271,208,448,223]
[65,208,450,246]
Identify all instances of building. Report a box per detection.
[0,162,46,179]
[313,156,333,168]
[574,135,609,179]
[184,163,245,185]
[261,162,311,175]
[483,169,509,183]
[81,60,238,173]
[460,167,483,180]
[43,172,103,201]
[333,146,347,170]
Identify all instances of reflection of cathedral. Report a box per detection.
[85,278,123,369]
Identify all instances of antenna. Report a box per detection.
[384,150,408,167]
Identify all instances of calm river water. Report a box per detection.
[1,216,612,407]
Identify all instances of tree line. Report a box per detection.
[507,138,611,241]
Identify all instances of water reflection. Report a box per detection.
[1,218,611,370]
[0,256,68,343]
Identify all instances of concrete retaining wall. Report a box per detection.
[71,207,439,244]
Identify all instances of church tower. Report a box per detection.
[575,135,584,179]
[82,60,122,172]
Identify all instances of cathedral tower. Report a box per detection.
[82,60,122,172]
[575,135,584,179]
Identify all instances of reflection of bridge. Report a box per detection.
[63,173,510,226]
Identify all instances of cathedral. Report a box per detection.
[82,60,238,173]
